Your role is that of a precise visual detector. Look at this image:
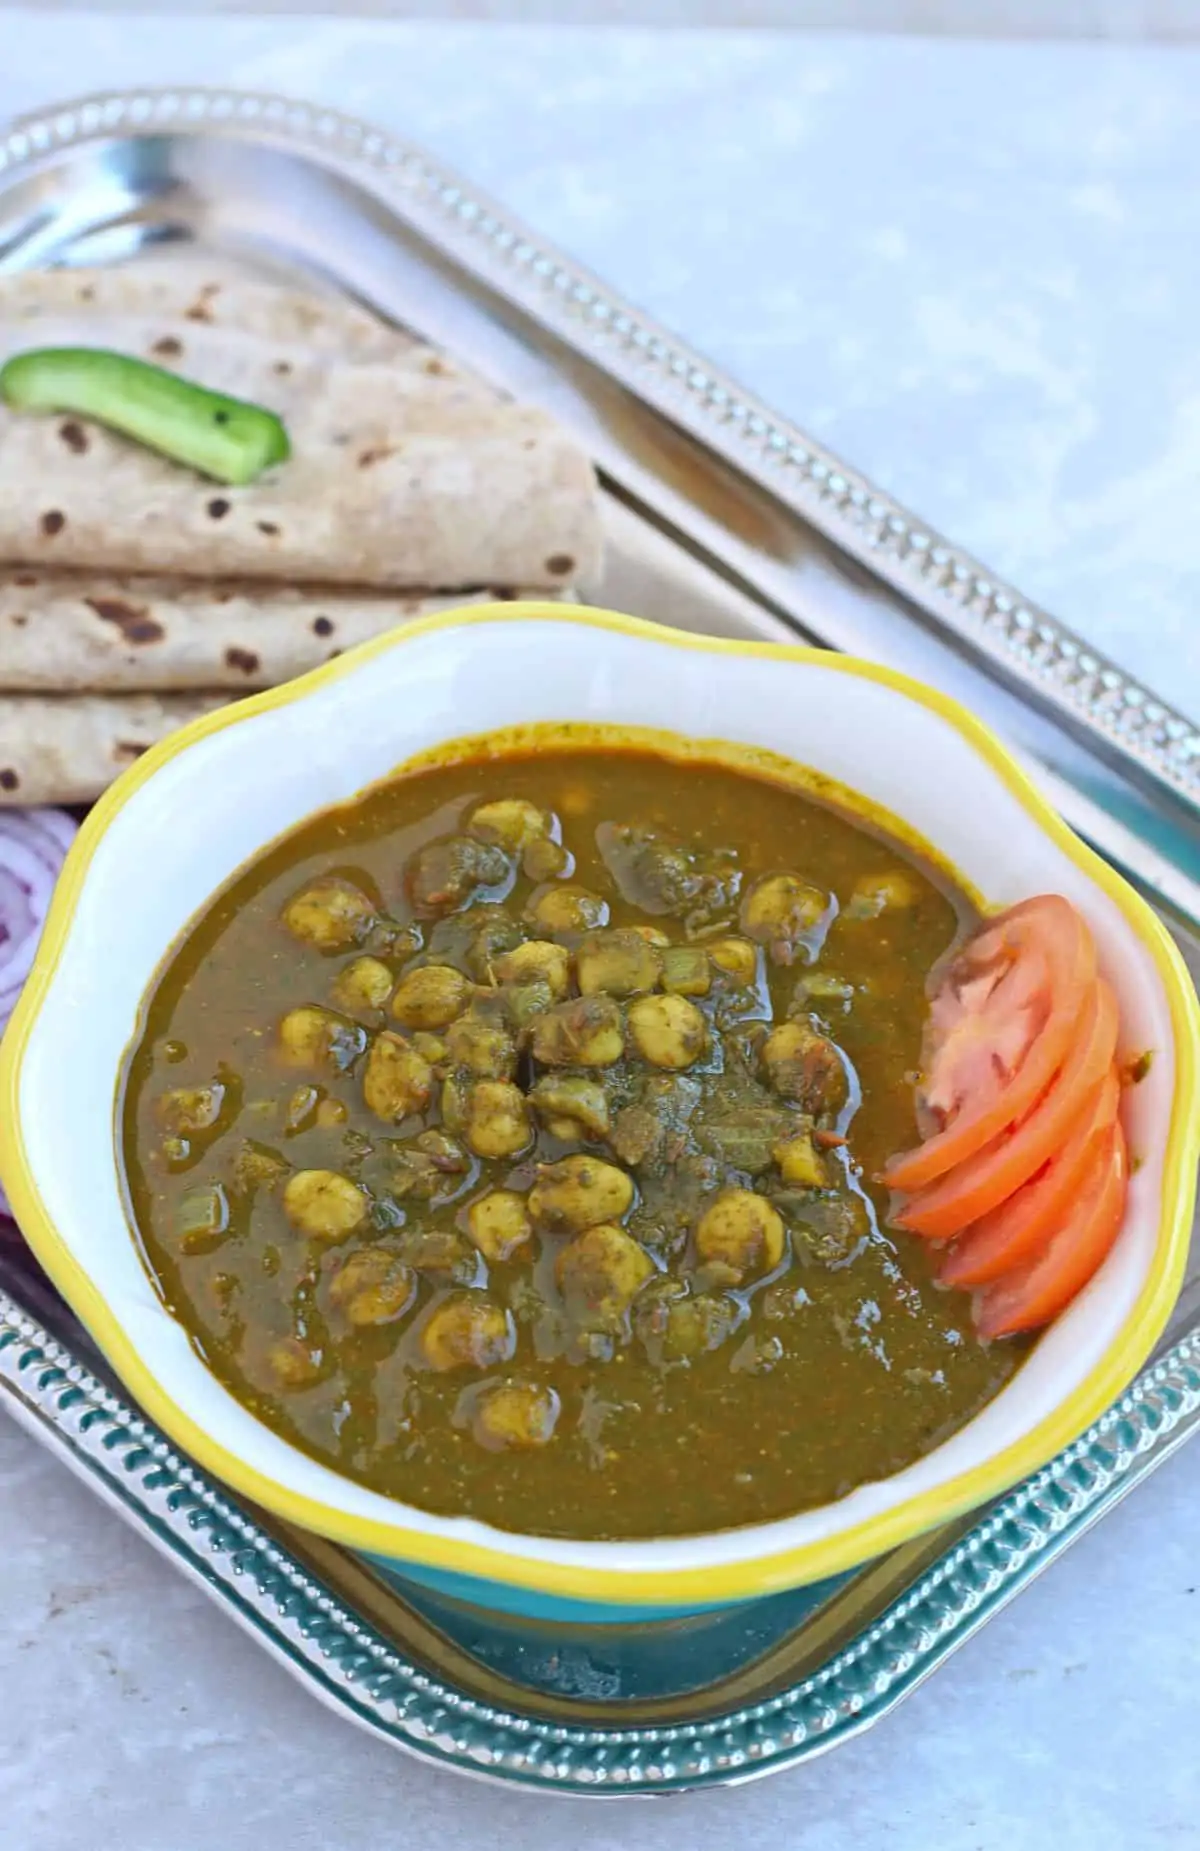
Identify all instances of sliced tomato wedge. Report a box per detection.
[893,978,1118,1240]
[972,1120,1128,1339]
[937,1065,1120,1288]
[917,939,1051,1138]
[883,896,1097,1193]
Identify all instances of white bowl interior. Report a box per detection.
[15,619,1179,1578]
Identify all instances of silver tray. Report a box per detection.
[2,86,1199,1796]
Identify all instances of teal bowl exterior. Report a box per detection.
[363,1552,860,1705]
[366,1550,854,1623]
[366,1552,730,1621]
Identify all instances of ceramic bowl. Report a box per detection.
[2,604,1196,1622]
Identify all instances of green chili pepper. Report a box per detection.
[0,346,291,486]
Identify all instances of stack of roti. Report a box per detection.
[0,261,601,804]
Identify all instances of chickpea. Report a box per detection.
[595,822,721,917]
[529,996,624,1068]
[411,1031,448,1064]
[529,1074,611,1141]
[276,1005,365,1073]
[406,835,510,916]
[467,1190,533,1263]
[524,883,609,936]
[504,981,555,1031]
[444,1008,516,1079]
[656,1293,740,1362]
[495,938,570,998]
[694,1189,785,1282]
[529,1154,634,1235]
[281,876,375,951]
[469,1379,560,1451]
[419,1292,515,1372]
[390,964,470,1031]
[468,798,551,852]
[267,1336,324,1389]
[331,955,394,1016]
[522,836,570,883]
[556,1224,654,1329]
[155,1083,224,1136]
[707,937,758,985]
[773,1130,828,1189]
[460,905,525,983]
[329,1248,416,1326]
[316,1097,348,1129]
[362,1032,433,1123]
[740,872,833,966]
[463,1080,532,1160]
[848,869,920,918]
[282,1168,369,1242]
[760,1021,849,1116]
[575,928,662,998]
[661,946,711,997]
[627,993,708,1070]
[277,1004,331,1068]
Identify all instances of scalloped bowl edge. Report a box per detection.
[1,602,1196,1615]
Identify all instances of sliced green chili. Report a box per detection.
[0,346,290,486]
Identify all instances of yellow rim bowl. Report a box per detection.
[1,602,1196,1608]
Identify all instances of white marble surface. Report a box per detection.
[23,0,1200,33]
[2,18,1200,1850]
[1,18,1197,710]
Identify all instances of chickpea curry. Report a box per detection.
[122,742,1026,1540]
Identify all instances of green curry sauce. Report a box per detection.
[122,746,1025,1540]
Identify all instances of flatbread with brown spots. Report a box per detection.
[0,262,414,357]
[0,313,599,589]
[0,691,229,805]
[0,572,565,690]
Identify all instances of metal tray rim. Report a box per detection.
[3,1283,1199,1794]
[7,84,1196,815]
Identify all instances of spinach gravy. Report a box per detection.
[122,740,1025,1539]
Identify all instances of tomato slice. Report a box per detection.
[883,897,1097,1193]
[917,940,1051,1139]
[972,1120,1128,1339]
[937,1065,1120,1288]
[893,978,1118,1240]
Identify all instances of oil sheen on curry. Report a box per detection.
[122,740,1024,1540]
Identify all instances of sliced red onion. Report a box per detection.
[0,807,77,1220]
[27,809,77,857]
[0,867,36,966]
